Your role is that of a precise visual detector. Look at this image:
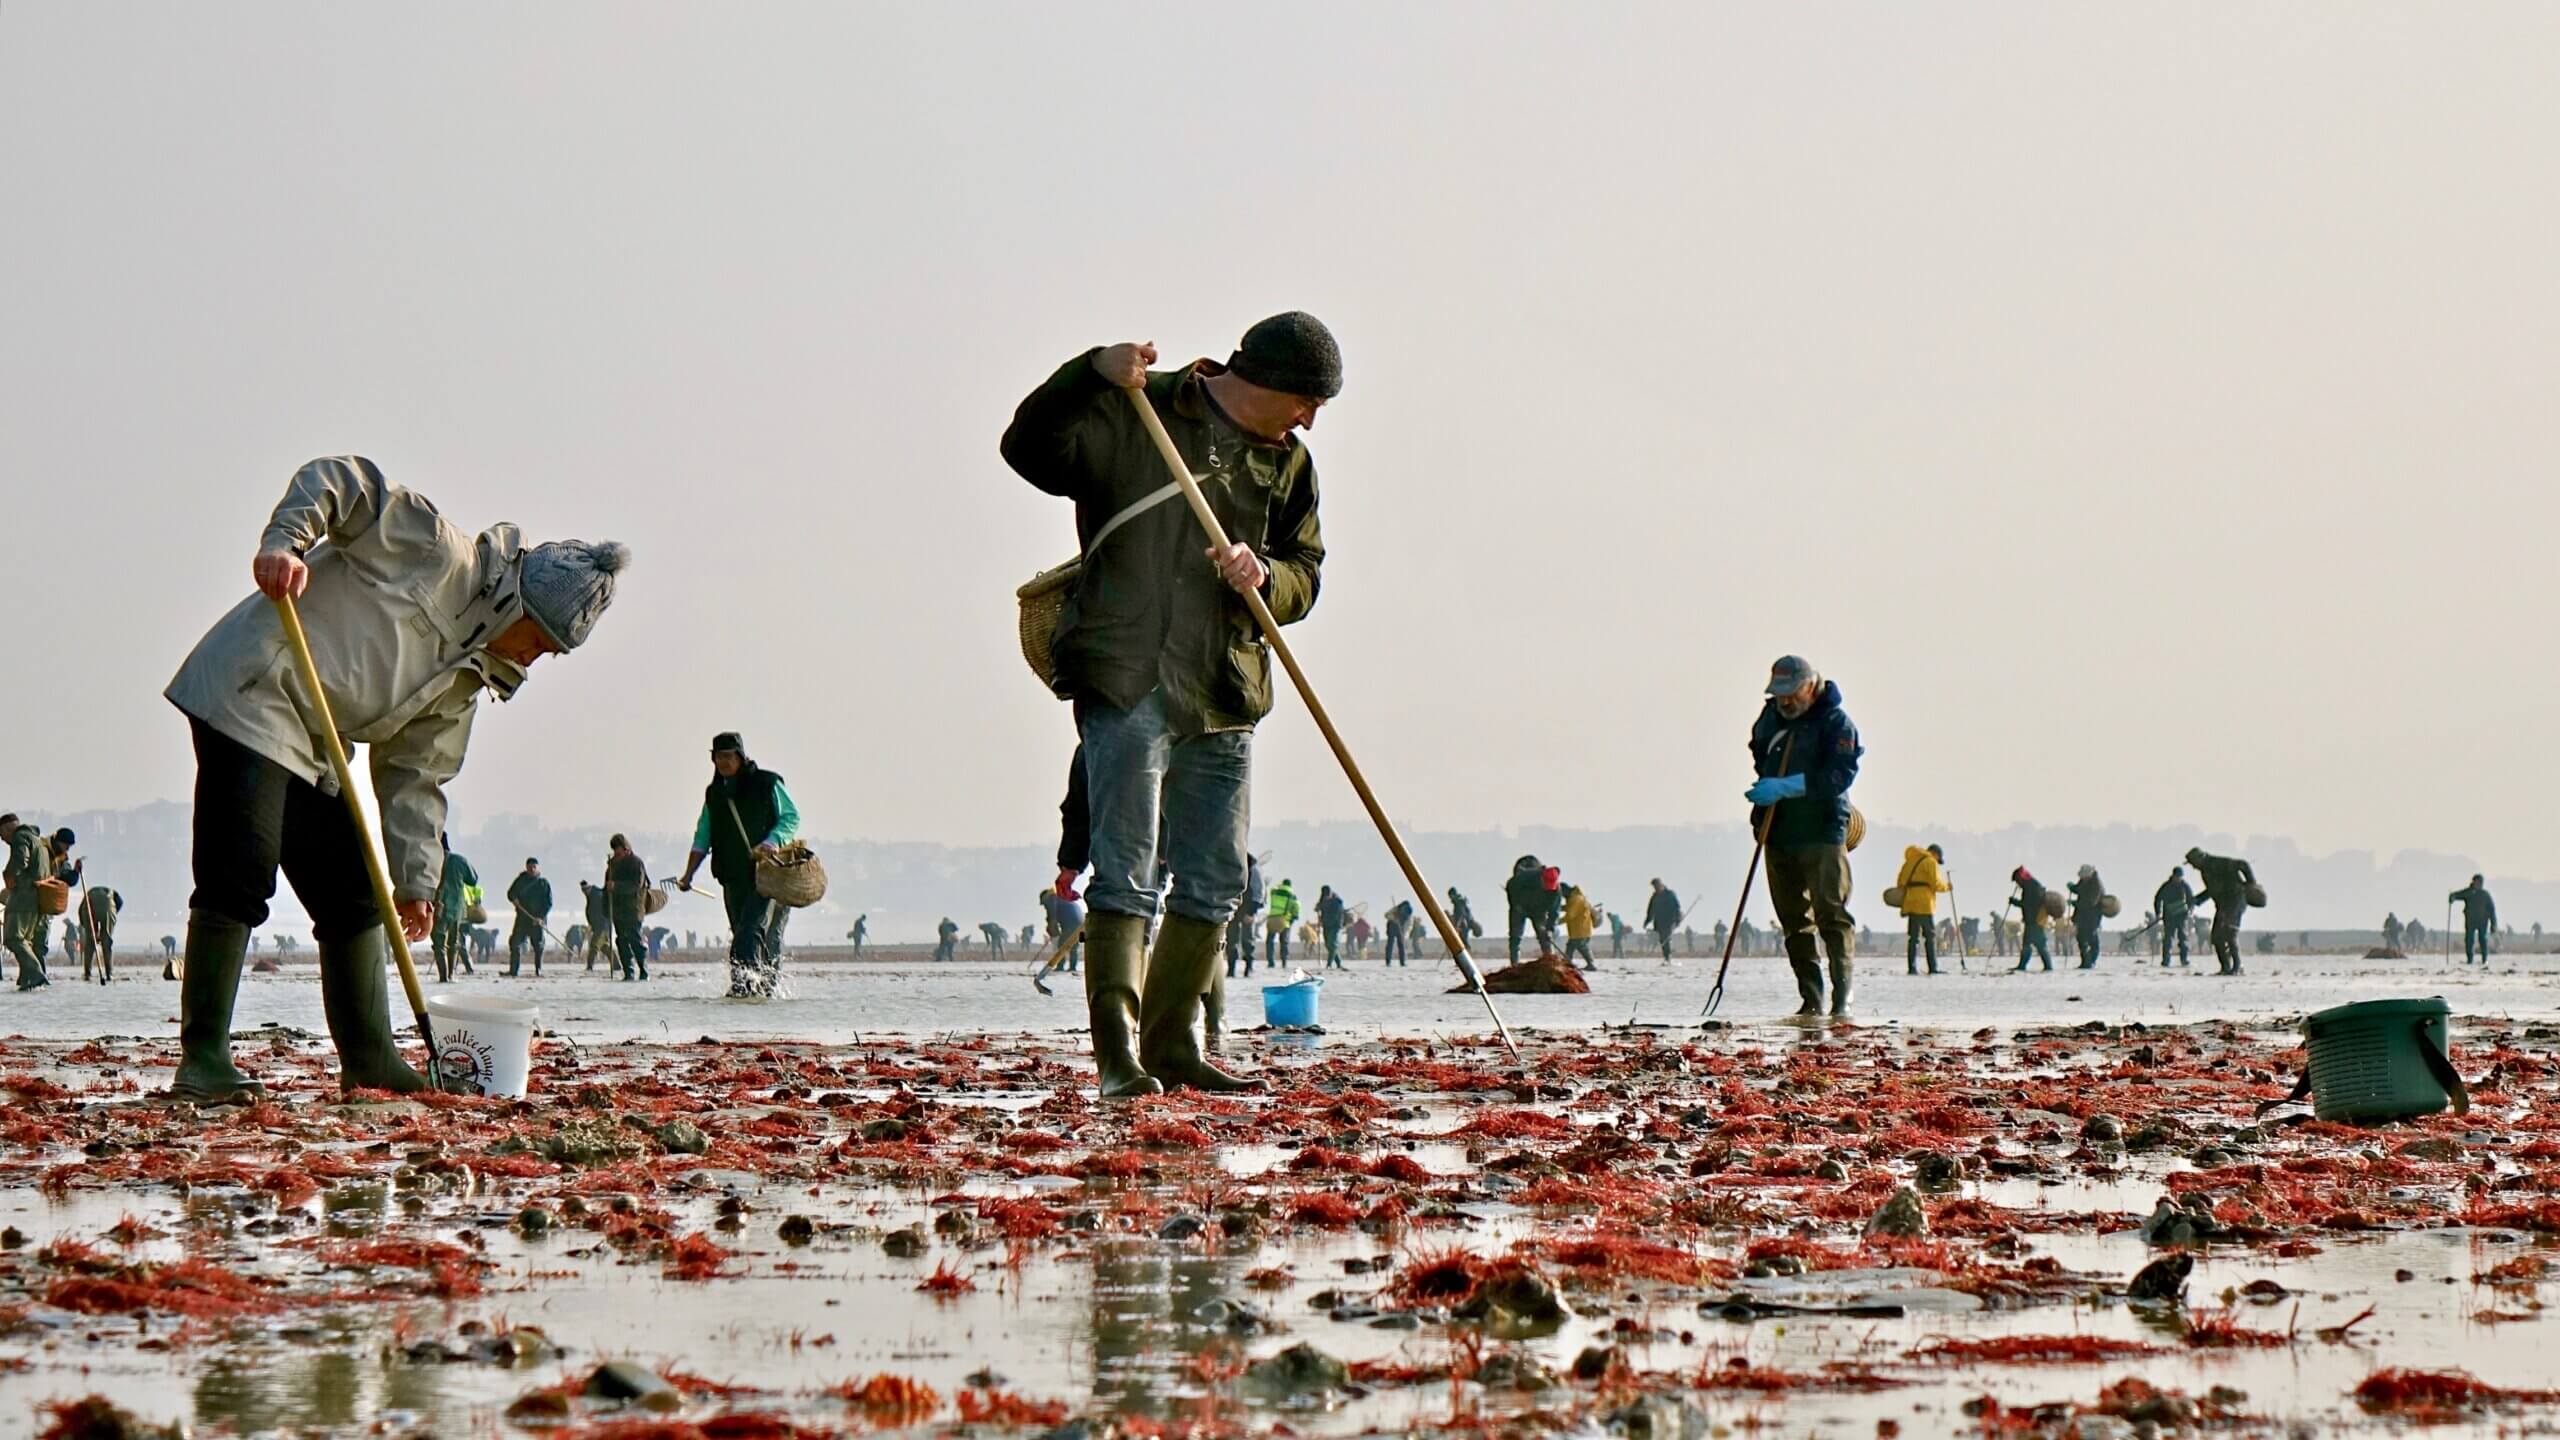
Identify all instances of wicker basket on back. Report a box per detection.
[33,878,69,917]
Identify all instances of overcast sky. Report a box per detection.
[4,3,2554,875]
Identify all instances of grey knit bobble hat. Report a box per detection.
[519,540,631,652]
[1228,311,1343,399]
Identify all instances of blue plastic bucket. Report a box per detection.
[1261,978,1323,1028]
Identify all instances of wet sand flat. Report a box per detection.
[0,969,2553,1438]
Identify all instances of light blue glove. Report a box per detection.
[1745,775,1807,806]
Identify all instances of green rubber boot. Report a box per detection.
[1139,915,1258,1093]
[1203,967,1227,1056]
[168,911,263,1104]
[321,928,430,1094]
[1082,913,1163,1100]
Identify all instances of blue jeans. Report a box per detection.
[1079,691,1252,925]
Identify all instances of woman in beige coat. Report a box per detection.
[163,456,628,1102]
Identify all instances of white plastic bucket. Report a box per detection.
[424,994,539,1098]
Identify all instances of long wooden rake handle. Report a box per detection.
[1703,733,1794,1016]
[272,594,444,1090]
[1123,387,1520,1064]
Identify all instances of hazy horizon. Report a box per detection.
[6,5,2556,879]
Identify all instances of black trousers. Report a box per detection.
[510,917,546,968]
[724,883,786,968]
[187,718,376,942]
[612,903,647,973]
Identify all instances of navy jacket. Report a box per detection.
[1749,682,1862,848]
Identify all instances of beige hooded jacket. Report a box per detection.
[165,457,528,903]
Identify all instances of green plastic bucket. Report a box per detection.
[2301,997,2459,1123]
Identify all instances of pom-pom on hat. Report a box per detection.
[520,540,630,652]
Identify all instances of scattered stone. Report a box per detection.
[1456,1264,1571,1336]
[2081,1114,2123,1144]
[881,1225,928,1257]
[1571,1344,1624,1380]
[1864,1186,1928,1240]
[1474,1352,1557,1391]
[1604,1396,1708,1440]
[1242,1342,1349,1401]
[584,1360,679,1410]
[2128,1253,2194,1304]
[38,1395,185,1439]
[1465,956,1592,995]
[777,1215,817,1245]
[514,1206,552,1236]
[651,1119,710,1155]
[1911,1151,1965,1191]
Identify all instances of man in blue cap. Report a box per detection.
[1744,656,1863,1016]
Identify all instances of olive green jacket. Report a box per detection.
[1003,353,1324,733]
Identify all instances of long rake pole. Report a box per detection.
[1945,869,1969,972]
[1123,388,1519,1063]
[1702,734,1794,1016]
[272,595,444,1090]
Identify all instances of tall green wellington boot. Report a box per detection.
[1784,932,1825,1015]
[168,911,263,1104]
[1082,913,1163,1099]
[1202,967,1228,1056]
[320,928,430,1094]
[1138,915,1258,1093]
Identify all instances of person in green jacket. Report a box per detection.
[432,834,477,983]
[1265,879,1302,968]
[673,732,801,998]
[935,917,959,963]
[1003,317,1334,1098]
[2,816,53,990]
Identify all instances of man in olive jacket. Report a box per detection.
[162,456,627,1100]
[1002,314,1336,1097]
[506,858,552,977]
[1,817,52,989]
[2185,846,2258,976]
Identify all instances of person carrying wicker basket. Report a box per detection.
[1000,314,1338,1098]
[674,732,801,998]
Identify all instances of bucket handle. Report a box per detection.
[2256,1019,2471,1118]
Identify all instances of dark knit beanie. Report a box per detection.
[1228,311,1343,399]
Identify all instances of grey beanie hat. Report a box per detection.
[1228,311,1343,399]
[519,540,631,652]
